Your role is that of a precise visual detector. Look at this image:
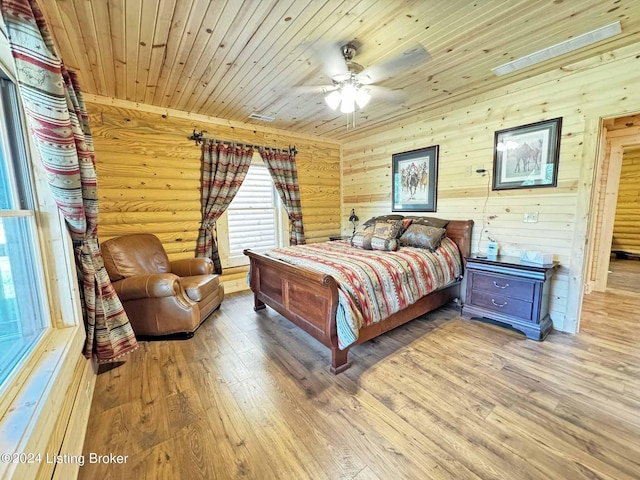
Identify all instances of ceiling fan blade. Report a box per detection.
[358,44,430,85]
[365,85,407,104]
[309,41,349,79]
[290,85,337,94]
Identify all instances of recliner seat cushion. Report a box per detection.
[181,275,220,302]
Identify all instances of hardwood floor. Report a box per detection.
[78,289,640,480]
[607,257,640,293]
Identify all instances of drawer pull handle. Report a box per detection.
[491,299,508,308]
[493,281,509,289]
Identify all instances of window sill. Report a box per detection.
[0,324,87,479]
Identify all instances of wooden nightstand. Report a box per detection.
[461,255,559,340]
[328,235,351,241]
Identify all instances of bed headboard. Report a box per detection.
[445,220,474,259]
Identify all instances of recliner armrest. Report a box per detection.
[171,257,214,276]
[112,273,182,301]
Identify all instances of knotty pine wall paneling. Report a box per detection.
[341,43,640,334]
[87,99,341,291]
[612,147,640,254]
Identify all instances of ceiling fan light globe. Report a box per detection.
[340,83,357,113]
[325,90,341,110]
[340,96,355,113]
[341,83,357,101]
[355,88,371,109]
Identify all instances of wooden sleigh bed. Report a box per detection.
[244,219,473,373]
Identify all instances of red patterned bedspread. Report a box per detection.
[265,237,462,348]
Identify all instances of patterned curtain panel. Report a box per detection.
[1,0,138,362]
[196,142,252,273]
[260,148,306,245]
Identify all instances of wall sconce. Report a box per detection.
[349,208,359,235]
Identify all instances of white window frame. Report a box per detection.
[217,152,289,269]
[0,75,51,402]
[0,20,86,480]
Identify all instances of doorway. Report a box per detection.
[586,114,640,293]
[608,145,640,293]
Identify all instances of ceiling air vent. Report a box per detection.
[492,21,622,76]
[248,113,275,122]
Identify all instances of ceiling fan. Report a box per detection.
[298,41,430,116]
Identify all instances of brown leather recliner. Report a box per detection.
[101,233,224,337]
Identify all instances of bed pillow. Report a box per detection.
[370,220,403,251]
[362,214,405,227]
[399,224,447,251]
[401,217,413,231]
[406,216,450,229]
[351,224,375,249]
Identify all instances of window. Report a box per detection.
[0,19,89,478]
[219,153,287,268]
[0,74,48,388]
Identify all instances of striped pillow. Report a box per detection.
[351,224,375,249]
[370,221,403,251]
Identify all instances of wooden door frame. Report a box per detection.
[585,124,640,293]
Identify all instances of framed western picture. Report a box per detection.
[392,145,438,212]
[492,117,562,190]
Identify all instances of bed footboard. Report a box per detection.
[244,249,341,357]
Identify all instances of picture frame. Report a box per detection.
[492,117,562,190]
[392,145,438,212]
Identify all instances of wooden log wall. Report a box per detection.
[341,43,640,334]
[87,99,341,292]
[612,147,640,254]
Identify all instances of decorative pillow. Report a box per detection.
[401,218,413,231]
[406,216,450,229]
[399,224,447,251]
[370,220,403,251]
[351,224,375,249]
[363,214,405,227]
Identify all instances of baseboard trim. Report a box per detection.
[49,357,97,480]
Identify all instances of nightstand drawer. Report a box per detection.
[468,290,534,321]
[470,272,535,301]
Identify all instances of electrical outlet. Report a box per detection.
[464,165,472,176]
[523,212,539,223]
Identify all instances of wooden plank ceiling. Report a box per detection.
[40,0,640,141]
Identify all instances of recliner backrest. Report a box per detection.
[102,233,171,281]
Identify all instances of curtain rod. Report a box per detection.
[188,130,297,156]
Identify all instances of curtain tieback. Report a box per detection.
[75,240,103,272]
[199,222,216,231]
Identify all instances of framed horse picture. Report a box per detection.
[492,117,562,190]
[392,145,439,212]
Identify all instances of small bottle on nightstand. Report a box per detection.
[487,239,498,257]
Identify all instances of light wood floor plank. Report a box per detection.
[606,257,640,293]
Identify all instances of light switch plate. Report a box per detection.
[523,212,539,223]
